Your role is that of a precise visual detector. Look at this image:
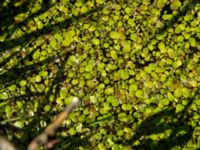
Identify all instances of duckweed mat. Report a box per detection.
[0,0,200,149]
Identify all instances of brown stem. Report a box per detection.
[0,136,16,150]
[27,97,80,150]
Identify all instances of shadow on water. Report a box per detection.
[121,99,195,150]
[134,0,200,68]
[0,0,54,36]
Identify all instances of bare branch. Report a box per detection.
[27,97,80,150]
[0,136,16,150]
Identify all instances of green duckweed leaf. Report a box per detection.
[62,36,73,46]
[35,75,42,82]
[181,87,190,98]
[177,35,184,42]
[68,127,76,136]
[39,71,48,77]
[189,80,198,87]
[144,81,153,88]
[14,121,24,129]
[37,84,45,93]
[98,143,106,150]
[118,112,126,121]
[19,80,26,87]
[158,42,166,53]
[107,96,119,107]
[54,33,63,42]
[174,88,182,98]
[162,14,173,20]
[129,84,138,97]
[173,60,182,69]
[80,6,88,13]
[62,31,74,46]
[5,105,12,118]
[113,72,121,81]
[170,0,181,10]
[16,101,23,109]
[130,33,136,41]
[0,101,9,108]
[176,104,184,113]
[119,69,129,80]
[50,39,58,48]
[135,90,143,98]
[44,105,51,112]
[33,50,40,60]
[85,64,94,72]
[128,19,135,27]
[8,84,16,92]
[110,50,118,60]
[189,38,196,47]
[60,87,68,99]
[121,40,131,52]
[110,31,120,39]
[92,38,100,45]
[0,93,8,99]
[122,104,132,111]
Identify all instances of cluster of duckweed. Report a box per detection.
[0,0,200,149]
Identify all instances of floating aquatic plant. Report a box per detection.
[0,0,200,149]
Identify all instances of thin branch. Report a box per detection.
[27,97,80,150]
[0,136,16,150]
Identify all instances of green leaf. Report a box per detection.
[158,42,166,53]
[181,87,190,98]
[5,105,12,118]
[98,143,106,150]
[121,40,131,52]
[8,84,16,92]
[32,50,40,60]
[0,93,8,99]
[128,19,135,27]
[173,60,182,69]
[60,87,68,99]
[44,105,51,112]
[50,39,57,48]
[68,127,76,136]
[85,64,94,72]
[119,69,129,80]
[14,121,24,129]
[37,84,45,93]
[122,104,132,111]
[174,88,182,98]
[35,75,41,82]
[110,31,120,39]
[144,81,153,88]
[54,33,63,42]
[62,31,74,46]
[19,80,26,87]
[110,50,118,60]
[176,104,184,113]
[135,90,143,98]
[107,96,119,107]
[39,71,48,77]
[189,38,196,47]
[80,6,88,13]
[92,38,100,45]
[129,84,138,97]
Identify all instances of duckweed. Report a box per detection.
[0,0,200,149]
[110,31,121,39]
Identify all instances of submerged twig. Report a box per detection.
[27,97,80,150]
